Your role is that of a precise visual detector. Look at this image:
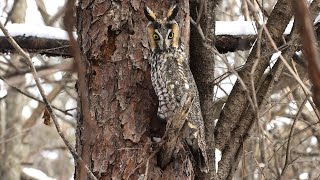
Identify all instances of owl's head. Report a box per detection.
[144,5,179,52]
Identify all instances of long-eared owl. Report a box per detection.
[144,5,208,172]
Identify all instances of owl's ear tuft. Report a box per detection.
[144,6,157,22]
[166,5,179,21]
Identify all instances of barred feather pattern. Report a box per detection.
[149,45,208,172]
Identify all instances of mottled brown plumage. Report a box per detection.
[144,5,208,172]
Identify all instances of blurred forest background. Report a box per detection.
[0,0,319,179]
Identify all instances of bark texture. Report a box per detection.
[75,1,196,179]
[190,0,217,178]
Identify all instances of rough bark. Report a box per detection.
[190,0,217,178]
[75,1,197,179]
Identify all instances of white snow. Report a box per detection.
[299,172,309,180]
[41,150,59,160]
[216,21,258,35]
[0,24,76,40]
[0,21,295,42]
[23,167,57,180]
[215,148,222,173]
[315,13,320,24]
[216,20,293,35]
[310,136,318,145]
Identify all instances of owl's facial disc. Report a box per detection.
[145,5,179,52]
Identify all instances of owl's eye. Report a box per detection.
[168,32,174,39]
[153,33,160,40]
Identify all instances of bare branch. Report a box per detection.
[0,36,71,57]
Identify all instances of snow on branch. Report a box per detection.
[0,24,73,56]
[0,22,295,56]
[0,24,75,40]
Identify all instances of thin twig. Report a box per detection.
[203,44,256,110]
[0,76,73,117]
[143,159,150,180]
[0,21,98,180]
[196,0,205,26]
[262,26,312,96]
[63,0,97,179]
[280,95,309,178]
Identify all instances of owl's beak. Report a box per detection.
[164,40,170,50]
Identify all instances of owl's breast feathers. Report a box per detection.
[149,46,208,172]
[150,47,190,117]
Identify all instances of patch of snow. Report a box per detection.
[305,101,314,112]
[216,20,293,35]
[306,147,312,153]
[23,167,56,180]
[41,150,59,160]
[0,24,76,40]
[299,172,309,180]
[315,13,320,24]
[276,117,292,125]
[216,21,258,35]
[29,99,39,108]
[53,71,63,81]
[215,148,222,173]
[213,74,237,100]
[22,106,32,118]
[0,80,7,98]
[310,136,318,145]
[271,51,282,62]
[25,0,65,25]
[259,163,265,168]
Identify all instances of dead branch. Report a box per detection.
[0,36,71,57]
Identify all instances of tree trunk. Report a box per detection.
[190,0,217,178]
[0,0,27,179]
[75,1,197,179]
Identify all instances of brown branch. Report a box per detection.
[4,62,73,86]
[64,0,97,179]
[22,75,69,137]
[293,0,320,111]
[279,96,308,178]
[0,20,98,180]
[0,36,71,56]
[0,33,311,56]
[35,0,50,24]
[48,6,66,26]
